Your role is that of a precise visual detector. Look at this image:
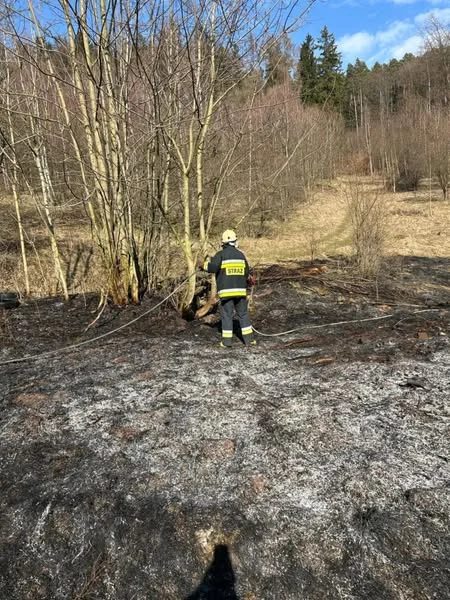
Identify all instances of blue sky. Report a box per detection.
[293,0,450,68]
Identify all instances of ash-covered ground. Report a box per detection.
[1,257,449,600]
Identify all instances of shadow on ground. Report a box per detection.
[185,545,239,600]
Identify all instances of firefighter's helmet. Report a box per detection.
[221,229,237,244]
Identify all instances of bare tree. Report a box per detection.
[136,0,316,310]
[0,0,316,307]
[421,15,450,107]
[1,47,30,294]
[427,108,450,201]
[0,38,69,298]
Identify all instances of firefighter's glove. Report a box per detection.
[198,256,209,271]
[247,274,257,287]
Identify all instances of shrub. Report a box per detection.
[346,181,388,278]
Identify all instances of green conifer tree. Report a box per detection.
[296,33,318,104]
[316,26,345,110]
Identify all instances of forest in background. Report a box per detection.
[0,1,448,308]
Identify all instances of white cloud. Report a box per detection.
[337,21,418,65]
[367,34,423,65]
[375,20,414,44]
[338,31,375,55]
[390,34,424,57]
[414,7,450,25]
[337,6,450,66]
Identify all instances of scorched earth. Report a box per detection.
[1,257,449,600]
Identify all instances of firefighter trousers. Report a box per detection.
[220,296,254,346]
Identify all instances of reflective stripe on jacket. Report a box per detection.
[204,245,250,299]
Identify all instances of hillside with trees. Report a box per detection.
[0,1,448,308]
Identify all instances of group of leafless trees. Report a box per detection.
[0,0,334,307]
[0,1,448,306]
[344,17,450,198]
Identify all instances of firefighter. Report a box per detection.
[200,229,256,348]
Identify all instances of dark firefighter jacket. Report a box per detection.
[203,245,250,299]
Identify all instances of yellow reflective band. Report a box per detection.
[242,326,253,335]
[221,261,245,269]
[222,331,233,338]
[219,292,246,298]
[219,289,246,297]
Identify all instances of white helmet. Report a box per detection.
[221,229,237,245]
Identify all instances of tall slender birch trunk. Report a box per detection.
[4,56,30,294]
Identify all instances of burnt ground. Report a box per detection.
[0,256,449,600]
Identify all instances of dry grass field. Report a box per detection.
[0,177,449,295]
[242,178,450,266]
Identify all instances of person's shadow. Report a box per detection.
[185,544,240,600]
